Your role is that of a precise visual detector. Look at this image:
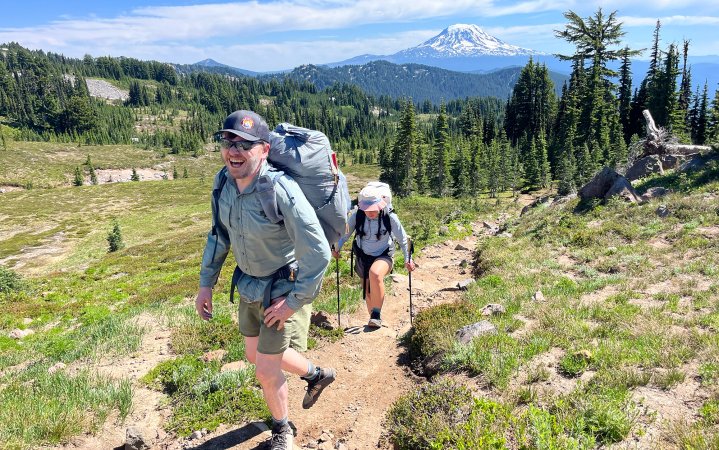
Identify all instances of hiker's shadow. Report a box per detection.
[185,423,266,450]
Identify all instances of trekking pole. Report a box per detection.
[334,246,341,328]
[408,237,415,325]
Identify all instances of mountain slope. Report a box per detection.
[263,60,568,103]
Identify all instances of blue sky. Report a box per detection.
[1,0,718,72]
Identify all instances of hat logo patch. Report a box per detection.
[241,117,254,130]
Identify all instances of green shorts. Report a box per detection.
[238,299,312,355]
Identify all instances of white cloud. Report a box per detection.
[618,15,719,27]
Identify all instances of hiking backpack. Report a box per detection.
[212,123,351,250]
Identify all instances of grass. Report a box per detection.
[396,156,719,448]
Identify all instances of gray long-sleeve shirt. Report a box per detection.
[199,162,331,311]
[337,208,410,261]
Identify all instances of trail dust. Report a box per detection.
[52,224,485,450]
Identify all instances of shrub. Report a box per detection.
[72,166,84,186]
[130,168,140,181]
[0,266,24,293]
[387,380,509,448]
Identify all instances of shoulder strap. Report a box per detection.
[257,171,288,224]
[355,209,366,238]
[382,209,393,236]
[212,167,228,238]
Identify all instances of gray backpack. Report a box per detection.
[212,123,350,250]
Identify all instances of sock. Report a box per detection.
[301,362,320,381]
[272,416,288,430]
[371,308,381,320]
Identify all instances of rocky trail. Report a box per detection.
[57,224,486,450]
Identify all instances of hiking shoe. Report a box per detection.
[302,367,336,409]
[269,422,293,450]
[367,318,382,328]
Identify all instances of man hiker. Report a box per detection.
[332,184,415,328]
[196,110,336,449]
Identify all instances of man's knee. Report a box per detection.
[255,353,283,386]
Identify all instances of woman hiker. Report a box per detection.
[332,184,415,328]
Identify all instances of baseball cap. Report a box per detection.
[358,186,387,212]
[218,110,270,142]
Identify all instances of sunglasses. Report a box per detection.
[219,138,263,151]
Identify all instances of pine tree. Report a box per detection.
[695,84,709,144]
[73,166,84,186]
[537,133,551,189]
[0,128,6,150]
[173,167,179,180]
[618,47,633,144]
[432,103,451,197]
[451,142,470,197]
[707,89,719,144]
[557,147,577,196]
[384,99,417,196]
[107,220,125,252]
[183,167,189,178]
[131,168,140,181]
[89,165,98,185]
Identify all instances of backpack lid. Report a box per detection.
[358,185,387,212]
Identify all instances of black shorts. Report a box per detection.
[352,240,393,280]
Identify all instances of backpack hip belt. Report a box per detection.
[230,262,299,309]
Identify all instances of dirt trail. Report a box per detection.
[167,227,483,450]
[56,225,484,450]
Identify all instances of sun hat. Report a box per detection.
[218,110,270,142]
[358,185,387,212]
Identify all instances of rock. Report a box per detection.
[48,362,66,374]
[659,154,685,170]
[498,232,513,238]
[533,290,545,302]
[604,177,642,203]
[220,360,247,372]
[318,442,333,450]
[189,430,203,440]
[456,320,497,345]
[520,205,531,216]
[625,155,663,181]
[310,311,333,330]
[679,153,710,172]
[481,304,506,316]
[483,221,497,229]
[8,329,34,339]
[642,186,670,201]
[579,167,623,200]
[200,349,227,362]
[336,443,349,450]
[439,226,450,235]
[456,279,475,290]
[553,193,577,205]
[390,274,408,284]
[455,243,471,251]
[125,427,150,450]
[655,204,670,218]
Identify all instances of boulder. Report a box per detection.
[480,304,506,316]
[655,205,670,218]
[642,187,671,201]
[200,349,227,362]
[125,427,150,450]
[604,177,642,203]
[625,155,663,181]
[456,320,497,345]
[310,311,333,330]
[659,154,685,170]
[579,167,623,200]
[456,279,475,290]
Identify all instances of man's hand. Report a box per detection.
[196,286,213,320]
[263,296,295,330]
[405,260,416,272]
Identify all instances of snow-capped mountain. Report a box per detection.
[396,24,539,59]
[330,24,544,72]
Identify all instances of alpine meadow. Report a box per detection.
[1,7,719,450]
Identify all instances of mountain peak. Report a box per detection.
[400,23,538,58]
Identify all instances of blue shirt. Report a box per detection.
[337,208,410,261]
[199,161,331,311]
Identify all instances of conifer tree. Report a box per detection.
[451,142,470,197]
[618,47,633,144]
[107,220,125,252]
[383,99,417,196]
[73,166,84,186]
[131,168,140,181]
[89,165,98,185]
[707,89,719,144]
[413,143,429,195]
[431,103,451,197]
[694,84,709,144]
[557,147,577,195]
[183,167,189,178]
[173,167,179,180]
